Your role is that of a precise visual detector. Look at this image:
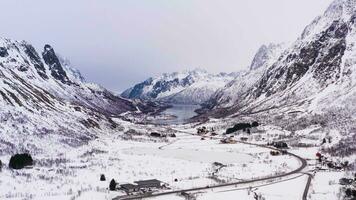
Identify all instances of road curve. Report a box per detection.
[113,132,307,200]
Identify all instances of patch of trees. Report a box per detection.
[9,153,33,169]
[80,118,100,129]
[324,133,356,157]
[100,174,106,181]
[225,121,259,134]
[0,160,2,171]
[268,141,288,149]
[109,179,117,191]
[345,188,356,198]
[150,132,166,138]
[251,121,259,127]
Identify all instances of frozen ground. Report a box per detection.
[0,118,352,200]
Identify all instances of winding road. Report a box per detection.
[113,129,309,200]
[302,173,313,200]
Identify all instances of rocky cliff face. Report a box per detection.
[42,44,70,84]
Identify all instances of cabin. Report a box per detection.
[134,179,162,189]
[120,183,140,193]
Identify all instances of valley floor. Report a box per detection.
[0,119,352,200]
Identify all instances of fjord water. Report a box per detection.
[154,104,201,125]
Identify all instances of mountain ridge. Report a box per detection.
[0,37,151,154]
[121,69,238,104]
[202,0,356,121]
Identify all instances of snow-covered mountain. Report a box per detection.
[0,37,147,154]
[205,0,356,121]
[205,43,285,109]
[121,69,238,104]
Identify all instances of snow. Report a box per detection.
[124,146,253,164]
[1,1,355,200]
[121,68,238,104]
[0,119,304,200]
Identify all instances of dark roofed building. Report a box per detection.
[120,183,140,193]
[134,179,162,189]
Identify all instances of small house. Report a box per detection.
[120,183,140,193]
[135,179,162,189]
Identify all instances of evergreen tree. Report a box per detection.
[100,174,106,181]
[9,153,33,169]
[109,179,117,191]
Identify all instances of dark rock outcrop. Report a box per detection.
[21,43,48,79]
[0,47,8,57]
[42,44,69,84]
[253,20,348,98]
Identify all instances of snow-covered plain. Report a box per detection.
[1,118,306,200]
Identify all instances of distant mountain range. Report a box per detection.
[121,69,238,104]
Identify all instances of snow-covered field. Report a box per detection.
[0,116,353,200]
[0,120,301,200]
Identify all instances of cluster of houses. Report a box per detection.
[118,179,165,194]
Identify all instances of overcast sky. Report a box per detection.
[0,0,333,92]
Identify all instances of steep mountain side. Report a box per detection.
[122,69,237,104]
[239,0,356,115]
[0,37,140,154]
[204,0,356,118]
[205,43,285,109]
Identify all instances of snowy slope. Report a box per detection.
[122,69,238,104]
[206,0,356,120]
[0,37,141,154]
[206,43,285,109]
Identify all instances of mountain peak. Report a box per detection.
[121,69,236,104]
[249,43,285,71]
[42,44,70,84]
